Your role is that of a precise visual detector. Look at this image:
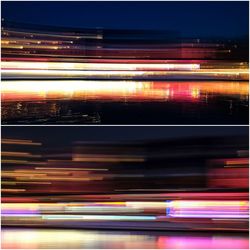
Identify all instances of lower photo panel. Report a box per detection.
[1,126,249,249]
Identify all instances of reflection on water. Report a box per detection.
[1,228,249,249]
[1,81,248,124]
[2,80,248,102]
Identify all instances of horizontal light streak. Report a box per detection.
[167,200,249,219]
[171,214,248,219]
[1,80,142,92]
[2,61,201,71]
[3,29,103,39]
[1,81,248,104]
[2,69,248,76]
[2,151,41,158]
[42,215,156,221]
[1,38,74,44]
[73,156,145,163]
[169,200,248,207]
[2,138,42,146]
[2,68,248,81]
[2,198,249,231]
[35,167,108,171]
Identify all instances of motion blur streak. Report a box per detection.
[1,21,249,81]
[2,229,249,249]
[2,200,248,220]
[1,134,249,232]
[2,139,42,146]
[1,61,201,71]
[1,81,248,102]
[167,200,248,218]
[2,69,248,80]
[1,21,249,124]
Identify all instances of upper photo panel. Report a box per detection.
[1,1,249,125]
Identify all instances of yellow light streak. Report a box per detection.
[2,61,200,70]
[2,69,248,80]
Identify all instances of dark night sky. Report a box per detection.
[2,127,248,147]
[2,1,249,38]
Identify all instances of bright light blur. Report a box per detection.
[1,8,249,250]
[1,21,249,124]
[1,61,201,71]
[2,228,249,249]
[2,68,248,80]
[1,81,248,103]
[1,133,249,232]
